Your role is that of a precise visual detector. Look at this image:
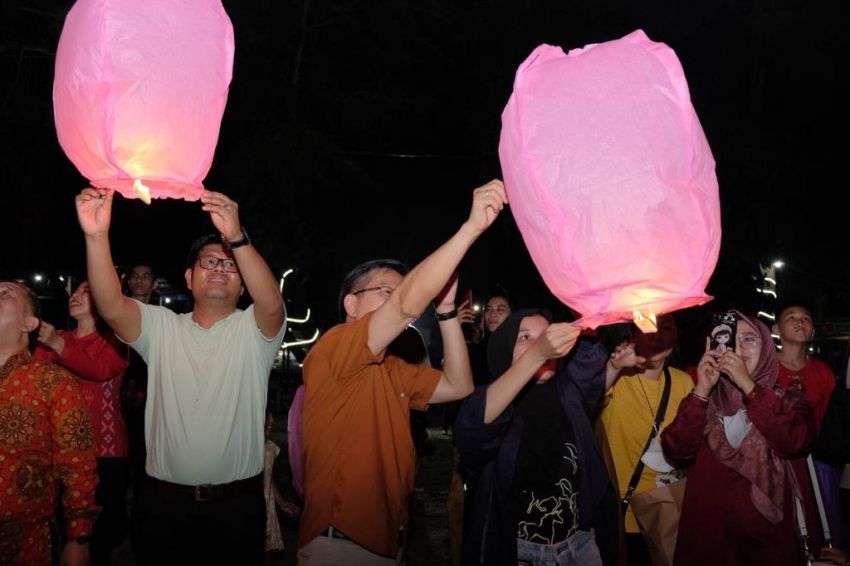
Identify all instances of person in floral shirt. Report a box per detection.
[0,280,99,566]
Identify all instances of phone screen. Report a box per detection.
[709,311,737,352]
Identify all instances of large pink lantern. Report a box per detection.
[499,30,720,330]
[53,0,234,203]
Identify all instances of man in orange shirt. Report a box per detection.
[298,180,507,564]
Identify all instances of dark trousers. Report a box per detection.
[133,475,266,566]
[91,458,129,566]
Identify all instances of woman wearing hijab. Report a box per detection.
[455,309,619,566]
[661,310,816,565]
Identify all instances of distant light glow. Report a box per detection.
[757,311,776,320]
[281,329,320,350]
[33,274,43,282]
[164,297,172,304]
[472,304,481,313]
[288,308,311,324]
[772,260,785,269]
[279,268,295,292]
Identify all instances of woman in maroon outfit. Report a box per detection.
[661,311,815,566]
[36,281,129,566]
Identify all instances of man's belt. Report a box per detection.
[149,473,262,502]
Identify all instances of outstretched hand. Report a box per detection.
[200,191,242,242]
[456,299,476,325]
[76,188,113,236]
[532,323,580,361]
[608,341,646,371]
[465,180,507,235]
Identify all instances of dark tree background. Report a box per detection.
[2,0,849,336]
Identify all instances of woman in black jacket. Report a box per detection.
[454,309,618,565]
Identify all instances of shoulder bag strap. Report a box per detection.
[621,366,672,513]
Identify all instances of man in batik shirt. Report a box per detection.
[0,280,99,566]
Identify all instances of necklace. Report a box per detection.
[636,373,661,435]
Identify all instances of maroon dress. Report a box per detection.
[661,386,815,566]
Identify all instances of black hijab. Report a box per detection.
[486,309,572,493]
[487,308,553,378]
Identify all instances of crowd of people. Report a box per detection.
[2,179,850,566]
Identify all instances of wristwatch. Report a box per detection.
[435,308,458,322]
[74,535,91,545]
[224,226,251,249]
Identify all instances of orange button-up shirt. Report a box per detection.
[0,350,99,555]
[299,313,442,557]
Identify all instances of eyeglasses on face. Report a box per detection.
[737,333,762,349]
[197,255,239,273]
[352,286,394,298]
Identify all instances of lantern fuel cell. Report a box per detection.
[53,0,235,202]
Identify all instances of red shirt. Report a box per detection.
[777,357,835,429]
[0,350,99,545]
[36,330,129,457]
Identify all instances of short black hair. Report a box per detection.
[775,299,814,321]
[129,263,156,277]
[186,234,224,269]
[338,259,410,321]
[485,286,515,310]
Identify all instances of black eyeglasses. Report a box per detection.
[352,286,394,298]
[197,255,239,273]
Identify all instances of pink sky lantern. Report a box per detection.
[53,0,234,203]
[499,30,720,330]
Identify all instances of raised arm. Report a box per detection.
[430,275,474,403]
[200,191,285,338]
[76,189,141,341]
[604,341,646,390]
[367,180,507,355]
[484,323,579,423]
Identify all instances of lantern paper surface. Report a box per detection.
[54,0,234,202]
[499,30,720,329]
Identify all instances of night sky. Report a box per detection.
[2,0,849,338]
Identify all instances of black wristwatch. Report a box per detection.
[224,226,251,249]
[435,308,458,322]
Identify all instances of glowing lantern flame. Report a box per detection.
[133,179,152,205]
[633,312,658,334]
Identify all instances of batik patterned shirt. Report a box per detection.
[0,349,98,562]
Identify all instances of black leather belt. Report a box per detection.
[149,473,262,502]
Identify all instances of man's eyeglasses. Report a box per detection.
[352,286,394,298]
[197,255,239,273]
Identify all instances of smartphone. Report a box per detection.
[463,289,473,309]
[709,311,737,353]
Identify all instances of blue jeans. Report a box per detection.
[516,530,603,566]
